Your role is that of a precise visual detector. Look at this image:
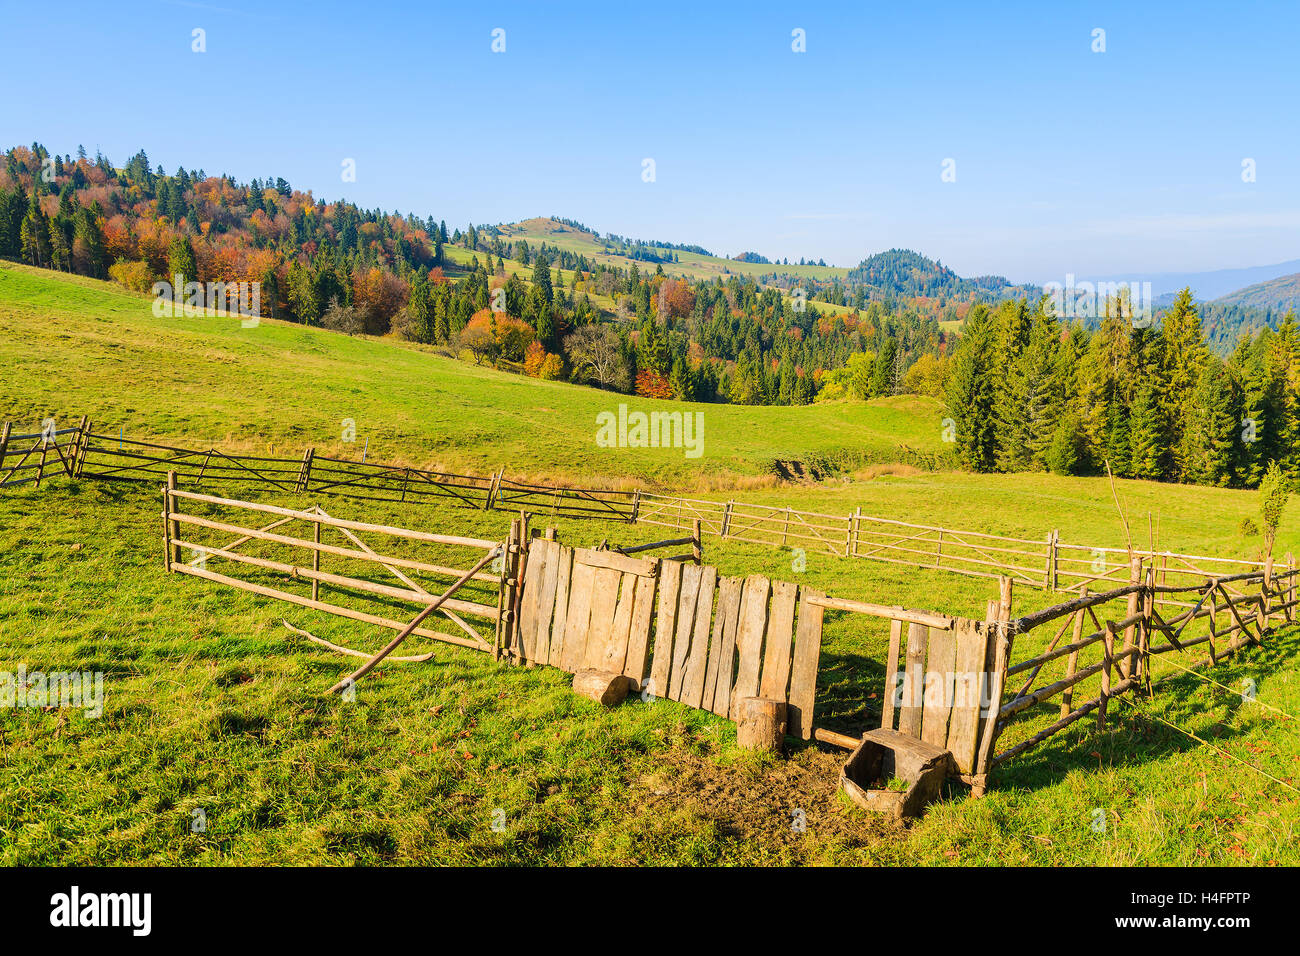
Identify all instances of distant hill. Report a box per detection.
[1075,258,1300,304]
[1214,271,1300,312]
[845,248,1035,303]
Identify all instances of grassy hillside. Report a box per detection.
[4,261,1300,865]
[3,477,1298,865]
[0,262,939,488]
[497,217,849,283]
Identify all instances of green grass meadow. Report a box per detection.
[2,264,1299,865]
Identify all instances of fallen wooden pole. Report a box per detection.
[327,544,502,694]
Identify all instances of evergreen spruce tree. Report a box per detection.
[944,305,999,471]
[1159,288,1208,478]
[1128,379,1165,480]
[1183,355,1237,486]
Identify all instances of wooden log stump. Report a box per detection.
[736,697,787,753]
[573,669,630,707]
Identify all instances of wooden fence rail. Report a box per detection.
[990,560,1299,773]
[4,415,1282,608]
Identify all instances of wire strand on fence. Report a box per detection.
[1148,652,1299,723]
[1113,694,1300,796]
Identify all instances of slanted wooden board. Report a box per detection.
[598,570,639,674]
[680,565,718,708]
[517,542,547,662]
[623,574,658,688]
[921,625,957,748]
[729,575,771,718]
[669,564,704,701]
[547,546,573,668]
[582,565,623,670]
[704,575,743,716]
[759,580,798,701]
[531,539,562,665]
[648,559,683,700]
[880,619,903,730]
[897,623,927,738]
[945,618,988,773]
[560,558,596,671]
[787,588,824,739]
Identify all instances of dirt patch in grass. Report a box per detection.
[627,744,897,853]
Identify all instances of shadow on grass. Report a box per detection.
[990,622,1300,793]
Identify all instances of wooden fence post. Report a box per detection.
[75,418,92,476]
[1097,622,1115,732]
[692,518,702,565]
[492,518,515,661]
[312,508,322,602]
[298,448,314,493]
[34,424,49,488]
[163,471,178,572]
[1263,552,1274,625]
[1049,529,1060,590]
[631,489,641,523]
[1121,556,1142,679]
[1139,567,1154,688]
[1060,595,1087,718]
[721,500,733,539]
[1287,553,1296,624]
[0,422,9,482]
[68,415,87,477]
[1043,531,1055,589]
[970,576,1014,795]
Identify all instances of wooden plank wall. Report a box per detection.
[517,541,826,738]
[879,616,994,774]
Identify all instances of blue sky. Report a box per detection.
[3,0,1298,282]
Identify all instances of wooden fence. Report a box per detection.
[989,560,1300,775]
[493,475,636,521]
[0,417,86,488]
[152,483,1300,794]
[3,414,1281,602]
[162,482,503,654]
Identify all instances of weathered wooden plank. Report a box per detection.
[945,617,988,773]
[532,539,561,665]
[880,619,903,730]
[599,570,639,674]
[729,575,771,719]
[787,588,824,739]
[560,558,596,672]
[758,580,798,701]
[583,566,623,670]
[704,575,743,716]
[623,574,658,687]
[548,545,573,668]
[668,563,704,701]
[517,542,548,663]
[574,549,658,576]
[680,566,718,708]
[897,622,927,738]
[921,625,956,748]
[647,559,683,700]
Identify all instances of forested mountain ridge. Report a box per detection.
[0,142,953,411]
[4,139,1296,493]
[1214,272,1300,313]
